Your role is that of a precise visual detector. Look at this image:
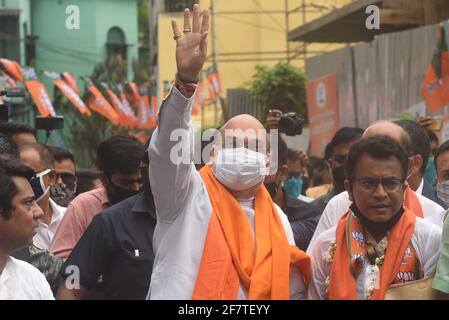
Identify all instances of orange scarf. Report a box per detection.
[192,165,311,300]
[403,185,424,218]
[328,207,419,300]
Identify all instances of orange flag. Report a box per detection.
[106,87,131,127]
[1,71,17,88]
[61,72,81,96]
[140,85,157,129]
[54,79,91,116]
[25,80,57,117]
[86,85,120,125]
[0,58,23,82]
[422,26,449,112]
[118,84,137,128]
[128,82,149,129]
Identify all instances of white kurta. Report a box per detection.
[307,190,445,254]
[147,87,305,300]
[0,257,54,300]
[308,216,442,300]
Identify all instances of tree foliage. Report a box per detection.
[248,62,307,122]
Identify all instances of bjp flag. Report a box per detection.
[54,79,91,116]
[86,85,120,125]
[207,65,223,97]
[106,88,131,127]
[140,85,157,129]
[118,84,137,127]
[422,26,449,112]
[0,58,23,82]
[1,71,17,88]
[127,82,149,129]
[24,80,57,117]
[61,72,81,96]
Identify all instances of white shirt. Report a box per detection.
[33,198,66,250]
[308,217,442,300]
[307,190,445,254]
[147,87,305,300]
[0,257,54,300]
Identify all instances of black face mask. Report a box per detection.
[332,166,346,193]
[105,179,141,205]
[350,203,404,238]
[50,184,76,207]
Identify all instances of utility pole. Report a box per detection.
[149,0,161,107]
[285,0,290,63]
[211,0,220,127]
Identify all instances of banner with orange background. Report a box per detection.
[43,70,91,117]
[0,58,24,82]
[306,74,340,157]
[23,67,56,117]
[82,77,120,125]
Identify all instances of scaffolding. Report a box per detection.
[206,0,345,64]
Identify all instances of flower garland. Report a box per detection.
[364,232,389,299]
[324,240,337,295]
[324,232,390,300]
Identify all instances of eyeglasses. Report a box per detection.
[355,177,404,193]
[56,172,76,187]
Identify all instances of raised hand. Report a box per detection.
[172,4,209,83]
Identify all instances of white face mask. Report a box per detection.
[30,169,51,202]
[437,180,449,207]
[212,147,267,191]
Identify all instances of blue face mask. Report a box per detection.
[424,156,437,185]
[284,176,303,199]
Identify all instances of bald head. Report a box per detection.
[219,114,267,152]
[363,121,412,155]
[221,114,265,132]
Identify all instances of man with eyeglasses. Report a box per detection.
[18,143,66,251]
[308,121,446,253]
[0,158,54,299]
[308,136,441,300]
[48,146,77,207]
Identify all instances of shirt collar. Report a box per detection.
[130,193,156,219]
[416,178,424,195]
[49,198,66,220]
[93,187,111,206]
[0,257,12,286]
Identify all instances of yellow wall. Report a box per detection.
[157,0,351,128]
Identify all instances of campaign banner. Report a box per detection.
[86,84,120,125]
[306,74,340,157]
[25,80,57,117]
[54,79,91,116]
[0,58,23,82]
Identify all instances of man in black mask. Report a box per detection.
[312,127,364,214]
[49,135,144,258]
[264,137,321,251]
[56,139,156,300]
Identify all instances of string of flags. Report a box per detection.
[0,57,224,128]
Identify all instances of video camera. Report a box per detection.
[269,110,304,136]
[0,87,26,123]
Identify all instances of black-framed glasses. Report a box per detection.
[57,172,77,187]
[355,177,404,193]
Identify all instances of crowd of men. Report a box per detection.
[1,4,449,300]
